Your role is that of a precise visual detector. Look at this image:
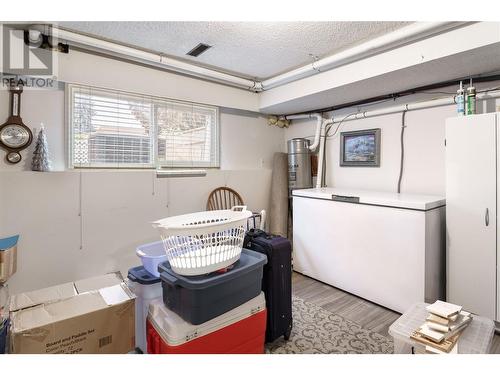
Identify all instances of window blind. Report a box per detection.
[68,84,219,169]
[156,101,218,168]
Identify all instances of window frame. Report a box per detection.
[66,83,220,170]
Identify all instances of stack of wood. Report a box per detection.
[411,300,472,353]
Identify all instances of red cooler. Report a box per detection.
[146,292,266,354]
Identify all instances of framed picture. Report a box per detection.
[340,128,381,167]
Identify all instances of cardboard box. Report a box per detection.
[9,272,135,354]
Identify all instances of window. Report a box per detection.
[68,84,219,169]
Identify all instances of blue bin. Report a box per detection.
[127,266,162,354]
[0,235,18,283]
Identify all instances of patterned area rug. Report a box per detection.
[266,296,394,354]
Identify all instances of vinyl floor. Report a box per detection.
[292,271,500,354]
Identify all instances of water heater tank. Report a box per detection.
[287,138,312,193]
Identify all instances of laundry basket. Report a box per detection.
[136,241,168,277]
[152,206,252,276]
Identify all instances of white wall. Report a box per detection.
[0,53,284,294]
[0,169,275,294]
[58,50,260,112]
[284,95,500,197]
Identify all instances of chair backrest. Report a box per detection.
[206,187,244,210]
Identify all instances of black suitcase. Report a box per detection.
[243,229,292,342]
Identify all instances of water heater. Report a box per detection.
[287,138,312,195]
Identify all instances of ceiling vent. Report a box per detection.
[186,43,212,57]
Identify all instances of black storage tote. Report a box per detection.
[159,248,267,325]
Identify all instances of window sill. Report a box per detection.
[155,169,207,178]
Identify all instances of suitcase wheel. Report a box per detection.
[284,324,292,341]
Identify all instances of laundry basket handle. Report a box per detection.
[231,205,247,212]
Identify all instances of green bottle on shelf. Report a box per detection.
[466,78,476,115]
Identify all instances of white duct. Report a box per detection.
[46,26,262,91]
[332,90,500,124]
[261,22,466,90]
[285,113,332,189]
[35,22,467,92]
[285,113,323,151]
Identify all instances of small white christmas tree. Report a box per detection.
[31,124,51,172]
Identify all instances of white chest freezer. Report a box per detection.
[292,188,446,313]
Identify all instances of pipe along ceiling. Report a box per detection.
[31,22,466,92]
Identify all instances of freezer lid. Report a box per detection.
[292,188,445,211]
[147,292,265,346]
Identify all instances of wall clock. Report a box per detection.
[0,86,33,164]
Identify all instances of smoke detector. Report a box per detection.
[186,43,212,57]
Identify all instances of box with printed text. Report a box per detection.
[9,272,135,354]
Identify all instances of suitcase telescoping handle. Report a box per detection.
[246,228,267,238]
[243,228,269,248]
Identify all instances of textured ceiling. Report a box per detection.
[58,21,411,80]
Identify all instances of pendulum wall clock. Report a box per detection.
[0,86,33,164]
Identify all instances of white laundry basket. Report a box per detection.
[152,206,252,276]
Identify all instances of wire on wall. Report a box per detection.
[321,122,333,187]
[319,112,358,187]
[165,178,170,213]
[79,169,83,250]
[397,110,407,194]
[327,112,358,139]
[152,170,156,196]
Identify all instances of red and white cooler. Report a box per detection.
[146,292,266,354]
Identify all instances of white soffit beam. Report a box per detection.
[260,21,464,90]
[261,43,500,115]
[259,22,500,114]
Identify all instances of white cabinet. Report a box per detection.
[446,112,499,321]
[292,188,446,313]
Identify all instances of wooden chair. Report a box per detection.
[206,187,266,230]
[206,187,244,211]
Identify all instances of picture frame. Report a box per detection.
[340,128,381,167]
